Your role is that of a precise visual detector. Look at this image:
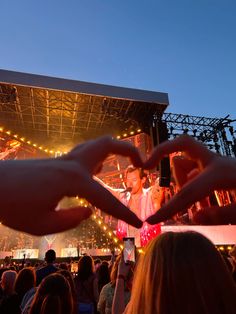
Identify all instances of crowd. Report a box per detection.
[0,134,236,313]
[0,239,236,314]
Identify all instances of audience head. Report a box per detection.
[29,273,73,314]
[57,269,77,300]
[14,267,36,300]
[45,249,56,264]
[97,261,110,291]
[0,270,17,295]
[126,231,236,314]
[77,255,95,281]
[94,258,102,271]
[59,262,69,270]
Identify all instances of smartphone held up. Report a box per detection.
[123,237,135,264]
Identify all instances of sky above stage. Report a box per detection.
[0,0,235,120]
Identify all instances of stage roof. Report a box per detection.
[0,69,169,149]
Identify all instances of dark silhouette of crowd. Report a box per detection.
[1,135,236,313]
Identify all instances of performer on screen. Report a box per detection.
[95,166,165,247]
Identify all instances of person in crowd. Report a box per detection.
[97,261,110,294]
[29,273,73,314]
[94,258,102,273]
[57,269,78,314]
[95,166,162,247]
[0,270,18,313]
[112,231,236,314]
[74,255,99,314]
[15,267,36,304]
[59,262,69,270]
[0,136,143,236]
[0,266,36,314]
[0,270,17,300]
[98,255,133,314]
[36,249,58,286]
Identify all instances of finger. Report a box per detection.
[78,177,143,228]
[172,157,198,188]
[146,167,218,224]
[144,135,215,169]
[73,136,144,172]
[193,203,236,225]
[26,206,93,236]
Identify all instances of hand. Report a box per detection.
[117,252,132,278]
[0,136,143,235]
[144,135,236,225]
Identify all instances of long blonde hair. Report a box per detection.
[126,231,236,314]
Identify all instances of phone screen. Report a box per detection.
[71,262,78,273]
[123,237,135,263]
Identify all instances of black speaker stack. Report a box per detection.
[150,121,171,187]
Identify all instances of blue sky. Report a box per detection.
[0,0,235,119]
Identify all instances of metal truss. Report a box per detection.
[160,112,236,157]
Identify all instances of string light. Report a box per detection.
[91,213,123,247]
[0,126,65,156]
[1,125,143,155]
[115,128,142,140]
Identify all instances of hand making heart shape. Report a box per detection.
[143,134,236,226]
[1,134,236,236]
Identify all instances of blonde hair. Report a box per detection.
[1,270,17,295]
[126,231,236,314]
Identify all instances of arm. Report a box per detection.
[0,136,143,235]
[112,254,131,314]
[144,135,236,225]
[97,285,107,314]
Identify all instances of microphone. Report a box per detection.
[120,187,132,193]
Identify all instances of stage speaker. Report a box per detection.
[150,121,171,187]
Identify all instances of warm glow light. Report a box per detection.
[120,244,124,249]
[103,226,107,230]
[130,131,134,135]
[114,238,118,243]
[0,127,3,132]
[27,141,31,144]
[116,135,121,139]
[123,133,127,137]
[33,143,37,147]
[13,134,18,138]
[20,137,25,141]
[6,131,11,135]
[137,129,141,132]
[93,215,96,219]
[108,232,112,236]
[98,220,102,225]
